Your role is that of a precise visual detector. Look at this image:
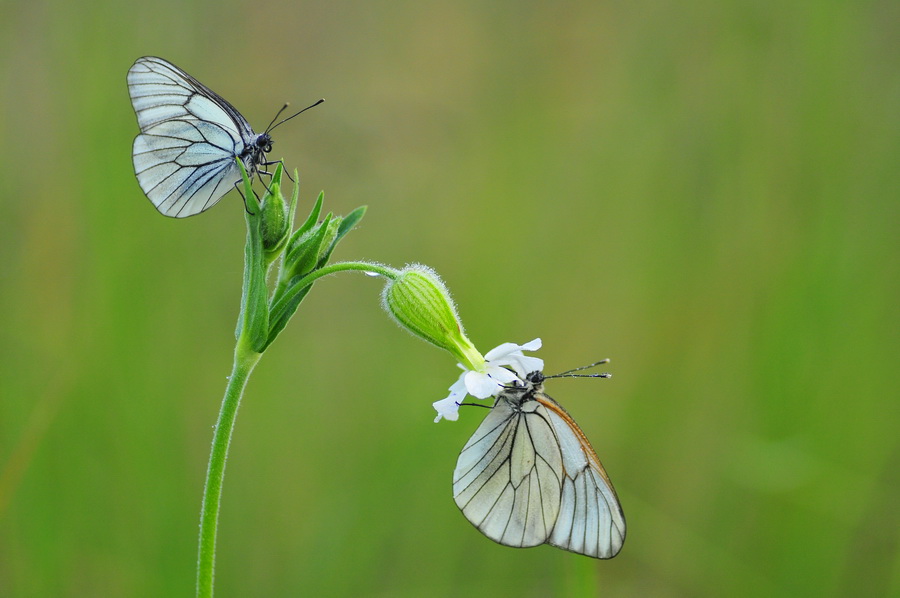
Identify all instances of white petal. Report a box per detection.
[448,373,468,393]
[483,365,520,384]
[464,371,503,399]
[433,396,461,422]
[484,338,542,361]
[483,342,523,361]
[519,338,542,351]
[504,355,544,377]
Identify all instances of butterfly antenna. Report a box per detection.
[546,359,612,379]
[264,103,291,133]
[266,98,325,133]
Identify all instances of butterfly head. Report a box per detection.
[241,134,273,172]
[524,370,545,386]
[255,133,273,154]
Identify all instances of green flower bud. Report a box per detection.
[260,178,289,255]
[381,265,484,370]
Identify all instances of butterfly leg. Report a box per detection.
[260,158,296,183]
[233,179,259,216]
[256,160,298,198]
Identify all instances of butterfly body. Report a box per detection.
[127,56,272,218]
[453,371,626,559]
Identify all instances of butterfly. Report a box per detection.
[127,56,321,218]
[452,367,626,559]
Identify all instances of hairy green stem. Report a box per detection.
[196,338,261,598]
[269,261,397,317]
[296,261,397,287]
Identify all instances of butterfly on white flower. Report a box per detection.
[437,340,626,559]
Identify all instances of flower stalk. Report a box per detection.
[196,337,260,598]
[195,160,371,597]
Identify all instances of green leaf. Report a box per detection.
[318,205,367,266]
[338,205,367,238]
[286,169,300,231]
[263,277,313,350]
[286,212,334,278]
[285,191,324,258]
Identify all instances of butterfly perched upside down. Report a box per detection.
[453,370,626,559]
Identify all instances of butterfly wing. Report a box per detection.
[453,395,565,548]
[127,56,255,217]
[537,393,626,559]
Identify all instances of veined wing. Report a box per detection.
[453,396,564,548]
[538,393,626,559]
[132,118,241,217]
[127,56,253,140]
[127,57,253,217]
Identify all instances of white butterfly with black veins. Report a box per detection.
[127,56,320,218]
[453,369,626,559]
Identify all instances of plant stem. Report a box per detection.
[196,338,261,598]
[297,261,397,286]
[270,261,397,318]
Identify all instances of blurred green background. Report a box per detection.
[1,0,897,596]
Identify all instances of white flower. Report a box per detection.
[483,338,543,378]
[433,338,543,422]
[432,376,468,422]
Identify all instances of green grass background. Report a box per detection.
[1,0,897,596]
